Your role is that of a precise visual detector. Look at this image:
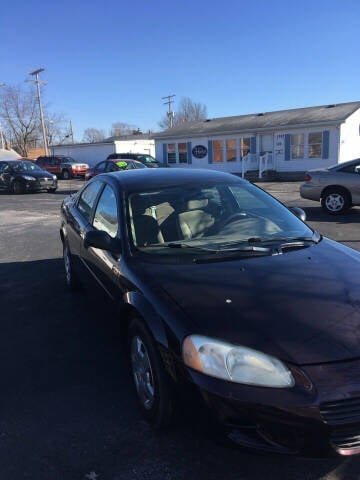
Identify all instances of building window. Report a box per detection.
[308,132,322,158]
[226,139,236,162]
[178,143,188,163]
[240,138,251,159]
[213,140,223,162]
[167,144,176,163]
[291,134,304,159]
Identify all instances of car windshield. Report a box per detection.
[127,181,315,255]
[137,155,157,164]
[62,157,76,163]
[10,161,43,173]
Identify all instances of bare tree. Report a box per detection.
[159,97,207,129]
[82,128,106,143]
[110,122,140,137]
[0,84,69,155]
[0,85,39,156]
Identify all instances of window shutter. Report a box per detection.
[162,144,167,165]
[207,140,213,164]
[285,134,291,161]
[187,142,192,165]
[322,131,330,159]
[250,136,256,155]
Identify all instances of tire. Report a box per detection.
[48,188,57,193]
[321,188,351,215]
[12,180,24,194]
[128,317,175,427]
[63,242,79,290]
[62,169,71,180]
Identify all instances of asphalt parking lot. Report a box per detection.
[1,179,360,480]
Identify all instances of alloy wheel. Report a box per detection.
[130,335,155,410]
[325,193,345,213]
[63,244,72,286]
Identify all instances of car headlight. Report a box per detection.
[22,175,36,181]
[182,335,294,388]
[53,175,57,180]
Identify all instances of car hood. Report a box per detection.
[147,239,360,365]
[17,170,54,179]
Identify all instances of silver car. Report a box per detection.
[300,158,360,214]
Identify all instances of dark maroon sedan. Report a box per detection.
[60,168,360,457]
[85,158,146,181]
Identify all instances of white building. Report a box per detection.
[154,102,360,178]
[51,134,155,167]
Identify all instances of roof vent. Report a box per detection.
[326,104,336,108]
[257,113,265,116]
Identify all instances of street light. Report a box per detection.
[27,68,48,155]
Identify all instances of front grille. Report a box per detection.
[331,425,360,451]
[320,398,360,425]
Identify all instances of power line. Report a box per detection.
[161,94,175,128]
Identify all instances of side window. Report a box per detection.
[93,185,118,238]
[105,162,117,172]
[77,181,103,222]
[95,161,106,173]
[340,163,360,174]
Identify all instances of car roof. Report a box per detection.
[102,168,244,191]
[0,159,32,163]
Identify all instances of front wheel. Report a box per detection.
[128,318,175,427]
[63,242,78,290]
[62,169,71,180]
[48,187,57,193]
[321,188,350,215]
[12,180,24,194]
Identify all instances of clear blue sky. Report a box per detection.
[1,0,360,140]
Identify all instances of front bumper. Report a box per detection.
[25,178,57,191]
[186,357,360,456]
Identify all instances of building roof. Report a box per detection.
[153,101,360,139]
[0,148,21,160]
[51,133,154,148]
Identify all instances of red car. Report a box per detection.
[85,158,147,181]
[36,156,89,179]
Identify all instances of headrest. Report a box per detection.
[130,195,154,215]
[186,198,208,210]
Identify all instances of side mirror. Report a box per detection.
[84,230,122,255]
[289,206,306,222]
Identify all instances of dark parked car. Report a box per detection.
[36,156,89,179]
[0,160,57,193]
[106,152,160,168]
[300,158,360,214]
[60,168,360,457]
[85,159,147,181]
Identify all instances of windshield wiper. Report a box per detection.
[142,242,219,253]
[249,234,321,245]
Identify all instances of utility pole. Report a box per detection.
[27,68,49,156]
[162,94,175,128]
[0,83,6,149]
[69,120,74,143]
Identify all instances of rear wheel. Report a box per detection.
[128,318,175,427]
[62,169,71,180]
[321,188,351,215]
[12,180,24,194]
[63,242,78,290]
